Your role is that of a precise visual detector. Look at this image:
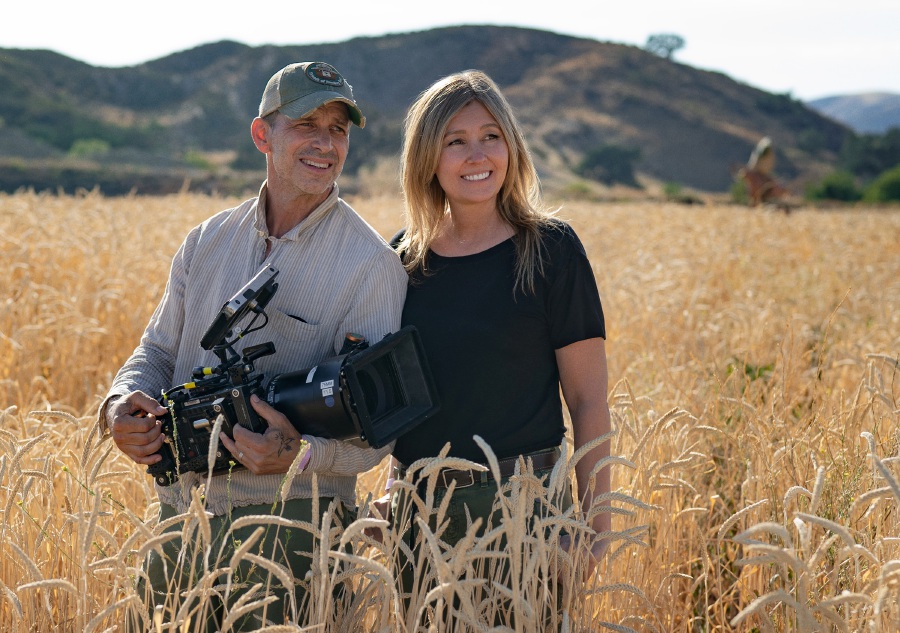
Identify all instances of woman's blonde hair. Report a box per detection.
[397,69,554,294]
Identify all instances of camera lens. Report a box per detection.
[353,355,402,419]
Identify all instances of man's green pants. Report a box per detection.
[130,497,354,631]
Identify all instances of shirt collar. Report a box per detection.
[253,181,341,241]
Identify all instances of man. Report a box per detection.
[99,61,407,629]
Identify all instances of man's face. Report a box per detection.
[262,101,351,200]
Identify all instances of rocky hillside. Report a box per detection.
[0,25,853,195]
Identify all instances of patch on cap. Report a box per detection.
[306,63,345,88]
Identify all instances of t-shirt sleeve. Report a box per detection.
[389,227,406,250]
[545,223,606,348]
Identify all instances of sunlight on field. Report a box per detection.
[1,190,898,631]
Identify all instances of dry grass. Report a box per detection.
[0,189,898,631]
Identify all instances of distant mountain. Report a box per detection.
[0,26,853,195]
[807,93,900,134]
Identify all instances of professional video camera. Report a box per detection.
[147,263,439,487]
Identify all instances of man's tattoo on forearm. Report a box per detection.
[274,431,296,457]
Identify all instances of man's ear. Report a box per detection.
[250,117,271,154]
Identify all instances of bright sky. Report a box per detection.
[3,0,898,101]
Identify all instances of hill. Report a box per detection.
[0,26,853,196]
[807,92,900,134]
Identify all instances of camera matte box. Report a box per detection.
[266,326,439,448]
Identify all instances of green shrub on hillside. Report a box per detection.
[863,164,900,202]
[68,138,111,159]
[183,150,215,170]
[805,171,862,202]
[730,178,749,204]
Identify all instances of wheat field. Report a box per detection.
[0,189,898,632]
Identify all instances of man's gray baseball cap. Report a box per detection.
[258,61,365,128]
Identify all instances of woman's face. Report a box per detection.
[435,100,509,211]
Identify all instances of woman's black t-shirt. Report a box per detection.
[392,220,605,466]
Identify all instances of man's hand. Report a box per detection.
[108,391,167,465]
[220,395,306,475]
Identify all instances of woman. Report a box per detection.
[388,69,610,584]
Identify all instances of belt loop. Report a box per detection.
[479,470,489,487]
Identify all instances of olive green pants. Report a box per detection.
[130,497,354,631]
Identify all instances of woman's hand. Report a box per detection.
[363,493,392,544]
[558,533,608,582]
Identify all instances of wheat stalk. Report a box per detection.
[3,194,899,630]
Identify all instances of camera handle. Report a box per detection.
[223,342,275,390]
[243,342,276,362]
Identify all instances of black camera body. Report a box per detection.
[146,264,439,487]
[146,343,274,486]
